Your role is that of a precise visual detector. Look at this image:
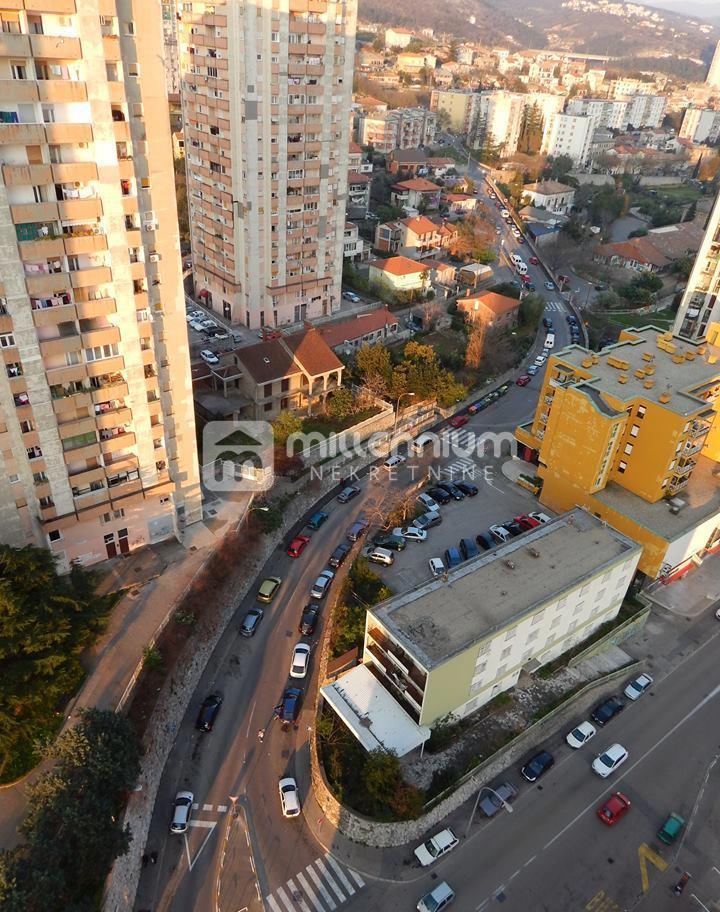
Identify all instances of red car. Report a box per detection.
[450,415,469,428]
[514,514,540,530]
[287,535,311,558]
[515,375,531,387]
[597,792,631,826]
[529,256,539,265]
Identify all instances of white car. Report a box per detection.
[201,319,218,331]
[429,557,446,579]
[310,569,335,599]
[565,721,596,749]
[500,208,510,218]
[185,312,195,323]
[490,524,512,543]
[200,350,219,365]
[592,743,628,778]
[170,790,194,834]
[624,673,653,701]
[529,511,552,524]
[413,828,459,867]
[384,454,407,469]
[279,777,301,818]
[534,355,546,367]
[342,290,360,303]
[190,320,205,332]
[527,364,539,375]
[545,281,555,290]
[417,492,440,513]
[392,526,428,543]
[289,643,311,679]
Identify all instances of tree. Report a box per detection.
[465,323,486,369]
[325,387,355,421]
[0,547,116,782]
[363,749,402,807]
[518,292,545,329]
[542,154,575,183]
[272,411,303,446]
[0,710,139,912]
[518,102,544,155]
[356,343,392,391]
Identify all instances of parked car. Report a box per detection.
[170,791,194,834]
[200,349,219,365]
[306,510,329,530]
[449,415,469,429]
[455,481,478,497]
[337,485,361,503]
[503,520,525,537]
[459,537,479,561]
[427,487,451,505]
[475,532,494,551]
[384,454,406,469]
[528,511,552,524]
[468,399,488,415]
[592,743,628,778]
[276,686,303,727]
[346,519,369,542]
[341,290,360,303]
[597,792,631,826]
[534,355,546,367]
[393,526,428,543]
[490,525,512,544]
[429,557,446,578]
[287,535,310,558]
[436,481,464,501]
[418,492,441,512]
[195,693,223,732]
[189,320,205,332]
[566,721,597,749]
[328,542,352,569]
[624,673,653,701]
[371,532,406,551]
[240,607,264,637]
[542,317,553,329]
[279,777,301,818]
[516,375,531,387]
[545,281,555,290]
[521,750,554,782]
[527,365,539,376]
[413,828,459,866]
[257,576,282,603]
[591,696,625,726]
[413,511,442,531]
[529,256,539,265]
[289,643,311,679]
[444,546,462,568]
[310,569,335,599]
[417,882,455,912]
[367,547,394,567]
[479,781,518,818]
[514,514,540,530]
[657,812,685,845]
[299,604,319,635]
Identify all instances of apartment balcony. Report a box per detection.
[101,431,136,455]
[59,198,103,221]
[668,474,690,495]
[58,415,97,440]
[112,120,130,143]
[52,161,98,184]
[103,453,138,475]
[0,78,39,103]
[90,378,127,402]
[75,296,115,319]
[52,390,91,415]
[673,458,695,478]
[10,201,59,225]
[39,334,82,358]
[81,325,120,348]
[68,465,106,488]
[18,237,65,259]
[689,418,711,439]
[30,34,81,60]
[25,272,70,296]
[44,122,92,144]
[95,407,131,432]
[0,33,30,56]
[32,301,77,327]
[102,35,120,61]
[25,0,78,11]
[63,233,107,257]
[70,264,111,289]
[0,121,46,146]
[46,363,87,386]
[38,79,87,103]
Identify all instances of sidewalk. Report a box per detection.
[644,552,720,618]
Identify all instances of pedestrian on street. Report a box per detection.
[142,853,149,868]
[150,851,158,865]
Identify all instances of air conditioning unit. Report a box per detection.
[144,221,157,231]
[148,253,160,262]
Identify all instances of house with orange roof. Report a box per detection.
[391,177,442,211]
[349,141,373,175]
[319,307,400,353]
[374,215,446,257]
[457,291,520,329]
[368,256,432,295]
[442,192,477,215]
[347,171,372,217]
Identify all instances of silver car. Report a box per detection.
[170,790,194,834]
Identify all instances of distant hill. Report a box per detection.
[358,0,719,65]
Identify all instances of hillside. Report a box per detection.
[358,0,719,64]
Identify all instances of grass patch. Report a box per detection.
[300,406,381,438]
[605,308,675,329]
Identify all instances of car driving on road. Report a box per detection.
[337,485,361,503]
[413,828,459,866]
[597,792,631,826]
[592,743,628,778]
[286,535,310,558]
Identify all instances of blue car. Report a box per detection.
[444,546,462,568]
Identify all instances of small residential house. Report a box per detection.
[424,259,456,287]
[387,147,428,176]
[374,215,443,258]
[349,141,373,175]
[593,239,669,273]
[391,178,442,212]
[369,256,432,295]
[384,27,414,49]
[319,307,400,353]
[347,171,372,218]
[235,329,344,419]
[522,181,576,214]
[427,156,456,178]
[396,52,437,75]
[457,290,519,329]
[443,192,477,215]
[343,222,369,262]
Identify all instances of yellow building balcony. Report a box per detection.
[68,465,106,487]
[109,478,143,501]
[46,363,87,387]
[25,272,71,296]
[100,431,136,455]
[90,379,127,402]
[64,233,108,256]
[81,325,120,349]
[52,161,98,184]
[30,34,81,60]
[11,201,59,224]
[58,415,97,440]
[63,442,101,465]
[0,79,39,102]
[32,301,77,328]
[95,407,132,432]
[59,198,103,221]
[112,120,130,143]
[86,356,124,379]
[0,122,46,146]
[52,390,92,415]
[689,418,711,439]
[18,237,65,259]
[102,35,120,61]
[39,334,82,358]
[103,453,138,475]
[70,264,112,289]
[673,459,695,477]
[44,122,92,144]
[38,79,87,103]
[0,33,30,57]
[25,0,77,11]
[75,296,115,319]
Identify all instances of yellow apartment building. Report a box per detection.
[516,325,720,580]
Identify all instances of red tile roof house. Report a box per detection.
[423,258,457,286]
[387,147,428,176]
[457,291,520,329]
[347,171,372,217]
[368,256,432,296]
[442,192,477,215]
[391,178,442,211]
[234,328,344,419]
[319,307,400,352]
[593,238,669,273]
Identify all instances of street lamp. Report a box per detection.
[465,786,514,837]
[392,392,416,438]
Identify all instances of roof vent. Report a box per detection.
[643,379,654,389]
[607,356,630,370]
[659,391,671,403]
[618,374,629,384]
[668,497,686,515]
[642,352,654,362]
[671,353,685,364]
[528,547,541,558]
[685,351,696,361]
[645,365,655,375]
[263,357,270,363]
[582,358,593,368]
[634,368,645,379]
[504,560,516,570]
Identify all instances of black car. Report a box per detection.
[427,486,452,505]
[436,481,465,501]
[456,481,478,497]
[459,537,480,561]
[195,693,223,732]
[299,604,320,635]
[371,533,406,551]
[239,607,264,637]
[521,750,555,782]
[566,314,578,326]
[543,317,553,329]
[591,696,625,726]
[476,532,494,551]
[504,520,526,537]
[328,542,352,569]
[276,686,303,727]
[337,485,361,503]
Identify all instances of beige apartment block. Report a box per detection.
[0,0,202,570]
[179,0,357,329]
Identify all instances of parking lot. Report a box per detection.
[366,456,555,593]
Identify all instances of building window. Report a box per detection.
[128,63,140,77]
[618,460,627,473]
[0,333,15,347]
[500,646,512,660]
[8,473,19,484]
[630,424,639,437]
[504,627,517,641]
[637,405,646,418]
[264,402,272,412]
[624,443,633,455]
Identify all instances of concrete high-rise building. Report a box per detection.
[429,88,479,134]
[179,0,357,328]
[674,191,720,340]
[0,0,202,570]
[469,90,564,159]
[706,40,720,90]
[541,112,598,167]
[356,108,436,153]
[566,97,628,130]
[161,0,181,98]
[679,107,720,145]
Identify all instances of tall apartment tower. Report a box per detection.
[179,0,357,328]
[706,40,720,90]
[0,0,202,570]
[161,0,181,97]
[674,190,720,340]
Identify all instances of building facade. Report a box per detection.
[541,112,597,168]
[179,0,357,329]
[675,191,720,340]
[0,0,202,569]
[356,108,436,153]
[679,107,720,145]
[516,327,720,580]
[429,88,479,134]
[706,40,720,90]
[161,0,181,97]
[470,91,565,159]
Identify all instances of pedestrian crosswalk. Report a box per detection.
[439,427,477,455]
[544,300,565,312]
[266,854,366,912]
[442,457,478,481]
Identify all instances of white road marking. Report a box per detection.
[325,855,356,896]
[295,871,325,912]
[203,803,213,811]
[348,868,365,888]
[184,820,217,872]
[274,886,295,912]
[192,803,199,809]
[690,895,711,911]
[266,899,283,912]
[314,857,345,901]
[217,804,228,813]
[245,700,256,738]
[286,877,312,912]
[306,863,337,910]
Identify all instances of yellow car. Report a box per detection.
[257,576,282,603]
